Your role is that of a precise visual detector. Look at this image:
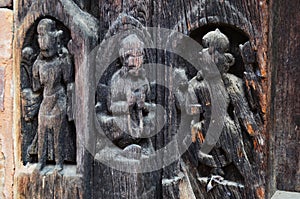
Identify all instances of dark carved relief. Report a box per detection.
[96,33,156,157]
[124,0,150,26]
[94,13,161,198]
[16,1,266,198]
[21,18,76,171]
[100,0,150,36]
[176,29,262,198]
[94,8,262,196]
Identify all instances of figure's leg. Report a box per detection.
[38,118,48,170]
[53,115,66,171]
[26,128,38,162]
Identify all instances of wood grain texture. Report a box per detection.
[95,1,268,198]
[269,0,300,193]
[14,0,271,198]
[16,165,83,198]
[14,0,99,198]
[0,67,4,111]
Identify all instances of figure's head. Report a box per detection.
[119,34,144,76]
[202,29,235,74]
[202,28,229,54]
[37,19,59,58]
[21,47,34,62]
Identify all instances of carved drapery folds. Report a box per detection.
[180,28,263,198]
[21,18,76,171]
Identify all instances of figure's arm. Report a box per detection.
[108,75,132,115]
[62,50,73,84]
[186,83,202,115]
[109,91,131,115]
[95,83,110,114]
[224,74,259,136]
[32,60,41,92]
[62,51,75,121]
[66,83,74,121]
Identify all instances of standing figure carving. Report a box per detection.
[24,19,75,171]
[179,29,260,197]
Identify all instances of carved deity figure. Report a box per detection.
[199,29,258,141]
[169,29,261,197]
[97,34,155,159]
[182,29,259,196]
[27,19,75,171]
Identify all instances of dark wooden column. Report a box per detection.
[268,0,300,195]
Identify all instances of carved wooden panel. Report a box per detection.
[14,0,270,198]
[15,0,99,198]
[20,18,76,171]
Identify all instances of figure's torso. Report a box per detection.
[36,56,65,96]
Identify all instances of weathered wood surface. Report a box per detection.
[268,0,300,194]
[97,1,268,198]
[14,0,99,198]
[17,165,83,198]
[14,0,271,199]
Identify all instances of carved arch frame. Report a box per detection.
[13,0,99,173]
[168,2,267,197]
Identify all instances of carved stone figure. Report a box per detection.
[24,19,75,171]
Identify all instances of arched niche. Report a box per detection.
[14,0,99,174]
[20,17,76,167]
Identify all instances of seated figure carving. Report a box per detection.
[96,34,156,159]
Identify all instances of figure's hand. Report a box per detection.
[127,92,137,108]
[24,103,40,121]
[136,93,145,109]
[134,86,147,110]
